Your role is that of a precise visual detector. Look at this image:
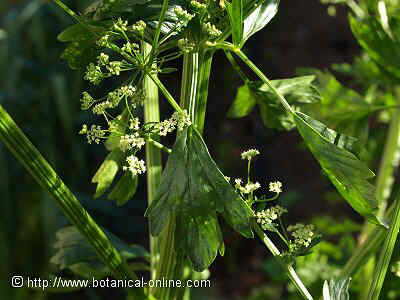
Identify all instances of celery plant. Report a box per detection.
[3,0,400,300]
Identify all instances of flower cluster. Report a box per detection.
[131,20,146,36]
[155,110,192,136]
[123,155,146,176]
[174,6,195,25]
[241,148,260,160]
[119,133,146,152]
[79,125,106,144]
[288,224,316,250]
[269,181,283,193]
[256,205,288,230]
[203,22,222,38]
[234,179,261,194]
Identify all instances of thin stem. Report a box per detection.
[52,0,80,22]
[225,50,248,83]
[142,42,162,286]
[147,72,183,113]
[148,0,169,64]
[146,137,172,154]
[367,192,400,300]
[216,43,294,114]
[253,222,314,300]
[341,204,394,278]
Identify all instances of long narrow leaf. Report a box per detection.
[0,105,145,298]
[367,191,400,300]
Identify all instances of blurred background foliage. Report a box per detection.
[0,0,399,299]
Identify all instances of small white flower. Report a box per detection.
[172,110,192,131]
[113,18,128,32]
[203,22,222,38]
[107,61,122,76]
[131,20,146,35]
[288,223,315,248]
[84,63,104,85]
[119,85,136,98]
[97,34,111,47]
[123,155,146,176]
[241,149,260,160]
[80,92,94,110]
[119,133,145,152]
[79,124,105,144]
[174,6,194,24]
[234,178,243,188]
[269,181,282,193]
[129,117,140,130]
[191,0,207,10]
[242,182,261,194]
[256,205,287,231]
[97,53,109,66]
[92,101,112,115]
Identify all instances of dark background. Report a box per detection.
[0,0,364,299]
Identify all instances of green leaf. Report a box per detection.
[146,127,253,271]
[57,22,109,42]
[298,70,389,153]
[226,0,244,46]
[51,226,149,279]
[60,40,99,70]
[228,76,320,130]
[227,83,257,118]
[242,0,279,44]
[349,15,400,81]
[108,172,138,206]
[294,112,383,226]
[92,150,124,199]
[323,278,351,300]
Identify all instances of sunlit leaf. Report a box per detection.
[349,15,400,81]
[294,112,384,226]
[146,126,253,271]
[227,83,256,118]
[92,150,123,199]
[242,0,279,44]
[226,0,243,46]
[108,172,138,206]
[228,76,320,130]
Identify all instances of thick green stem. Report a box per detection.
[0,105,146,299]
[155,52,200,300]
[194,50,214,134]
[341,204,394,278]
[367,192,400,300]
[143,42,162,284]
[375,109,400,217]
[253,223,314,300]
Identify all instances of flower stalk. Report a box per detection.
[142,42,162,282]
